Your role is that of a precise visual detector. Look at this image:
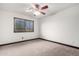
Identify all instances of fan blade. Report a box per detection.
[41,5,48,10]
[32,3,40,10]
[35,4,39,9]
[40,11,46,15]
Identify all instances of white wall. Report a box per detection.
[40,5,79,47]
[0,10,39,44]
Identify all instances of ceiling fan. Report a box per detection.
[26,3,48,16]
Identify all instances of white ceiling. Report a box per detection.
[0,3,78,19]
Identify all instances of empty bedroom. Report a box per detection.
[0,3,79,56]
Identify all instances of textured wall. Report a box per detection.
[0,10,39,44]
[40,5,79,47]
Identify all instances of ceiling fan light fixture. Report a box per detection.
[25,4,48,16]
[33,11,41,16]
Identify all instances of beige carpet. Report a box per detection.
[0,39,79,56]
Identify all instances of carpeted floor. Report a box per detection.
[0,39,79,56]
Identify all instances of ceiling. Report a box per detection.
[0,3,78,19]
